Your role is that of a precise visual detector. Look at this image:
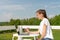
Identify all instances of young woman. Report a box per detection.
[25,9,54,40]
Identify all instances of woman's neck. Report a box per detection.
[41,17,45,20]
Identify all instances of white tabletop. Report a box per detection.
[18,34,39,37]
[13,33,39,37]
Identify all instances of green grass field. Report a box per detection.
[0,30,60,40]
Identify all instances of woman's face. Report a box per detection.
[36,12,43,20]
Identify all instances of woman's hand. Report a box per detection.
[24,28,30,33]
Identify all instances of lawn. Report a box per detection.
[0,30,60,40]
[52,30,60,40]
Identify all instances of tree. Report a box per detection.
[9,19,16,25]
[28,17,41,25]
[9,19,21,25]
[49,14,60,25]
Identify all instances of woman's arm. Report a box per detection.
[40,24,47,40]
[30,29,40,34]
[25,28,40,34]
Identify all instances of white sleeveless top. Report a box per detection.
[39,18,54,39]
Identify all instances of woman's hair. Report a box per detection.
[36,9,47,18]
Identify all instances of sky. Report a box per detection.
[0,0,60,22]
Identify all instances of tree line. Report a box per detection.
[0,14,60,26]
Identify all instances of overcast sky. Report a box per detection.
[0,0,60,22]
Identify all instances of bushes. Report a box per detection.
[20,18,41,25]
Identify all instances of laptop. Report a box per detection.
[17,26,29,35]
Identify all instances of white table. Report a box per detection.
[12,33,39,40]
